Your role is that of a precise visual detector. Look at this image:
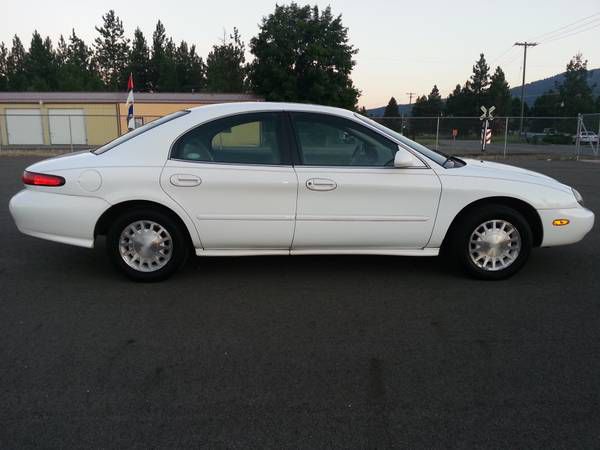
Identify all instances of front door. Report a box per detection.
[161,112,297,250]
[289,112,441,250]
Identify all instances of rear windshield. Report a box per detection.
[93,110,190,154]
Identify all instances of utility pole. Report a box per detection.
[406,92,416,106]
[514,42,538,135]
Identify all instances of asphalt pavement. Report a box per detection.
[0,156,599,448]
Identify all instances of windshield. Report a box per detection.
[354,113,449,166]
[93,110,190,154]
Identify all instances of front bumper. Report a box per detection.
[538,207,595,247]
[9,189,110,248]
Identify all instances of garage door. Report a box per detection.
[6,109,44,145]
[49,109,87,145]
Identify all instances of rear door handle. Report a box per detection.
[170,174,202,187]
[306,178,337,191]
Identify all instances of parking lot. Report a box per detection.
[0,155,598,448]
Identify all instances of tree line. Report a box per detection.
[384,53,600,119]
[1,4,598,117]
[0,4,359,110]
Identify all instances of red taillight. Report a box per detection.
[22,171,65,187]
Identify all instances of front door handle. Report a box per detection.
[170,174,202,187]
[306,178,337,191]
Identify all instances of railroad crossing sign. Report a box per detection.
[480,106,496,121]
[480,106,496,152]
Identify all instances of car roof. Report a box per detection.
[187,101,356,119]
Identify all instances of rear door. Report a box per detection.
[161,112,298,250]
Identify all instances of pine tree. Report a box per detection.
[187,45,207,92]
[56,35,68,67]
[557,53,595,116]
[128,28,150,91]
[0,42,7,91]
[383,97,399,117]
[149,20,166,91]
[93,10,130,90]
[444,84,462,116]
[71,30,103,90]
[6,35,28,90]
[160,37,178,91]
[206,28,247,92]
[381,96,400,130]
[57,30,103,91]
[175,42,206,92]
[427,85,443,116]
[470,53,490,97]
[409,95,430,135]
[451,53,491,116]
[488,67,511,116]
[410,95,426,116]
[531,89,561,131]
[24,32,57,90]
[511,97,525,116]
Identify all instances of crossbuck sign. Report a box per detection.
[480,106,496,152]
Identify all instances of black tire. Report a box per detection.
[106,208,189,282]
[450,205,533,280]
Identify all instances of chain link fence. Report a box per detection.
[0,112,599,159]
[371,115,600,159]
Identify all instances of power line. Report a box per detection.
[406,92,416,105]
[529,12,600,42]
[489,45,518,67]
[543,20,600,44]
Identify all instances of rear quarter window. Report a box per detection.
[93,110,190,155]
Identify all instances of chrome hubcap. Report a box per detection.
[119,220,172,272]
[469,220,521,271]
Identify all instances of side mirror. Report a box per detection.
[393,149,417,168]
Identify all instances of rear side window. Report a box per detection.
[171,112,285,165]
[93,110,190,154]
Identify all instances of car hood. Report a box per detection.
[452,158,572,193]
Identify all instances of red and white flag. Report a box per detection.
[126,73,135,130]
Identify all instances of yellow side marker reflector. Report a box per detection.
[552,219,570,226]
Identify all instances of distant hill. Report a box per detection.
[366,103,413,118]
[367,68,600,116]
[509,68,600,106]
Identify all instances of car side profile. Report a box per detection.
[9,102,595,281]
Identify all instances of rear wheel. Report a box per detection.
[450,205,533,280]
[106,209,189,281]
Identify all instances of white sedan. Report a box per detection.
[9,102,595,281]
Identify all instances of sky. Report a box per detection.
[1,0,599,108]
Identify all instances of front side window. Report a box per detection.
[171,112,284,165]
[354,113,448,166]
[291,113,397,167]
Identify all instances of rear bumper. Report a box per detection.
[9,189,109,248]
[538,207,595,247]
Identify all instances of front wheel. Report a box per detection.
[106,209,189,281]
[451,205,533,280]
